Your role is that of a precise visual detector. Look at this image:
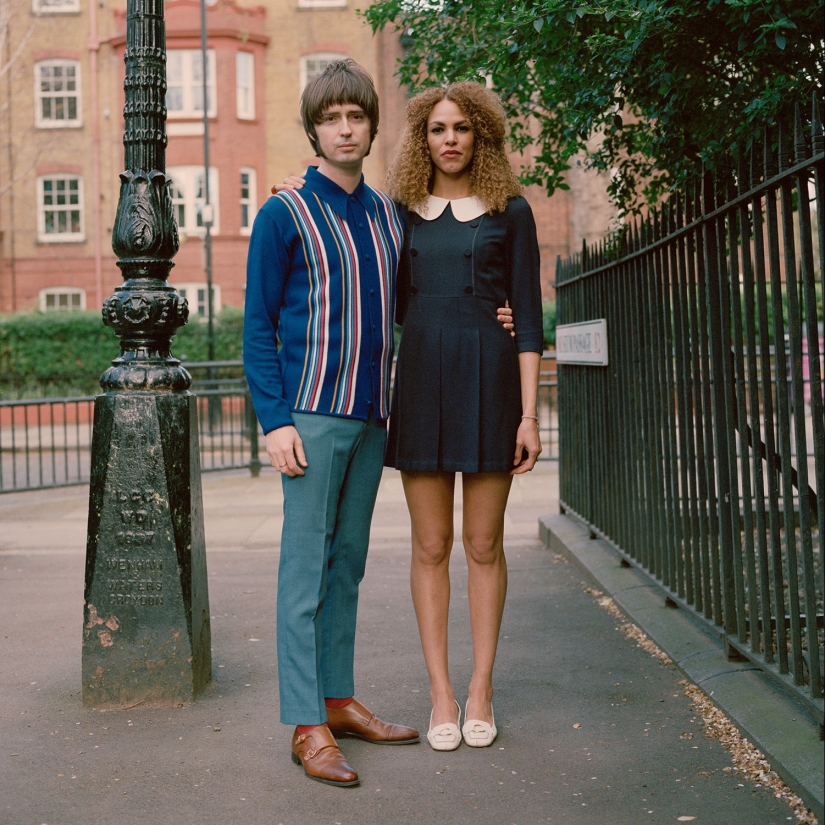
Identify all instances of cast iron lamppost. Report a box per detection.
[82,0,211,707]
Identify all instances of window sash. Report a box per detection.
[236,52,255,119]
[33,0,80,12]
[43,291,83,311]
[166,50,216,118]
[38,176,84,240]
[240,167,256,233]
[300,53,346,89]
[168,166,219,235]
[35,61,81,126]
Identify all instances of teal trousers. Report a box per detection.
[276,412,387,725]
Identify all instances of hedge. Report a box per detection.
[0,301,556,398]
[0,307,244,398]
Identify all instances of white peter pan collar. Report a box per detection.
[412,194,487,222]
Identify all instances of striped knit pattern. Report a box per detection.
[276,187,401,419]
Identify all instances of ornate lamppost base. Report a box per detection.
[82,392,211,707]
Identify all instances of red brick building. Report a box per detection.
[0,0,612,318]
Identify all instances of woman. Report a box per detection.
[384,82,543,751]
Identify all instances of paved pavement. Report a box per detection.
[0,463,803,825]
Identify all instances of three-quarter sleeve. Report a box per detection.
[504,197,544,354]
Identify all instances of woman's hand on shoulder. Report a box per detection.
[271,174,306,195]
[511,417,542,474]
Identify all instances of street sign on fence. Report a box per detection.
[556,319,608,366]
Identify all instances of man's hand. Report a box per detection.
[271,175,306,195]
[266,425,308,477]
[497,305,514,335]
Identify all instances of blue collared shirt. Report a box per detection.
[244,166,402,433]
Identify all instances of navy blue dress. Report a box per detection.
[385,196,543,473]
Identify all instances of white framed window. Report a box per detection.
[37,175,84,242]
[35,60,81,128]
[166,50,216,118]
[240,167,256,235]
[236,51,255,120]
[168,165,220,237]
[32,0,79,12]
[298,0,347,8]
[300,53,346,89]
[39,287,85,312]
[175,282,222,318]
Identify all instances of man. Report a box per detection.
[243,60,418,788]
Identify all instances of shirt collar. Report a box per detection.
[411,194,487,222]
[303,165,376,220]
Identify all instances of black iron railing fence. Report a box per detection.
[555,98,824,719]
[0,355,559,494]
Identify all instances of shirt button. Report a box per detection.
[365,254,371,261]
[372,324,376,330]
[369,288,375,295]
[464,285,473,294]
[359,223,365,229]
[410,285,418,294]
[463,249,472,257]
[410,248,418,257]
[470,221,479,227]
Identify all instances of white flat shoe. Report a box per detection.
[426,700,462,751]
[462,702,497,747]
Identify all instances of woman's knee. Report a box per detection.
[412,532,454,566]
[463,533,504,566]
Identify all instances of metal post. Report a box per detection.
[82,0,212,707]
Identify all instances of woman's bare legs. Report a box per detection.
[462,472,512,725]
[401,471,458,728]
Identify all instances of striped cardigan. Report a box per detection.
[243,167,402,434]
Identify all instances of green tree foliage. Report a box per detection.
[364,0,824,214]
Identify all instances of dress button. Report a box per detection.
[464,285,473,294]
[369,288,375,295]
[365,254,371,261]
[359,223,365,229]
[463,249,471,257]
[410,248,418,257]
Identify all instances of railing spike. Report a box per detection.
[764,126,776,179]
[737,151,749,196]
[794,104,807,164]
[812,94,824,154]
[777,119,790,173]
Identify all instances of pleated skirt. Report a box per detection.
[385,294,522,473]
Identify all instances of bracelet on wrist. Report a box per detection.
[521,415,539,420]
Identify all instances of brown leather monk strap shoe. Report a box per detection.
[326,699,420,745]
[290,725,359,787]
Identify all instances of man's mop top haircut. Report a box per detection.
[300,59,380,156]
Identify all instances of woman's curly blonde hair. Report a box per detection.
[384,81,522,214]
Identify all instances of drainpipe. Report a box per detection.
[88,0,103,308]
[4,22,17,312]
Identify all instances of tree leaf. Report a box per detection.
[534,17,544,33]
